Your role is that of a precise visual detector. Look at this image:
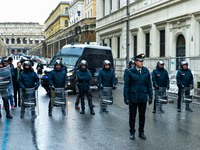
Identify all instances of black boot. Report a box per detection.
[139,130,146,140]
[152,99,156,113]
[75,94,80,110]
[80,107,85,114]
[90,107,95,115]
[89,100,95,115]
[48,100,52,116]
[4,100,13,119]
[130,130,135,140]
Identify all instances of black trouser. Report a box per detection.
[14,85,21,106]
[129,102,147,134]
[2,97,11,116]
[79,90,93,109]
[177,87,190,109]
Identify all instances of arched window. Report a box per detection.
[176,34,186,69]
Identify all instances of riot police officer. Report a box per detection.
[48,59,68,116]
[124,53,153,140]
[0,58,13,119]
[176,61,194,112]
[76,60,95,115]
[98,60,116,112]
[18,60,40,118]
[123,59,135,81]
[152,60,169,113]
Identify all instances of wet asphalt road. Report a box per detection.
[1,84,200,150]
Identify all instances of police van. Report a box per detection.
[42,44,117,94]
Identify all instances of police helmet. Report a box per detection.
[128,59,134,66]
[8,57,13,62]
[80,60,87,66]
[181,61,188,66]
[23,60,32,67]
[157,60,164,66]
[54,59,62,66]
[0,58,4,64]
[103,60,111,66]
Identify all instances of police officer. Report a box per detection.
[123,59,135,81]
[48,59,68,116]
[0,58,13,119]
[98,60,116,112]
[18,60,40,118]
[152,60,169,113]
[76,60,95,115]
[124,53,153,140]
[176,61,194,112]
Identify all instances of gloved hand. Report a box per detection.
[167,86,169,90]
[148,98,152,105]
[191,85,194,89]
[124,99,129,105]
[35,86,38,90]
[155,84,159,90]
[51,86,55,91]
[181,85,185,88]
[112,86,116,90]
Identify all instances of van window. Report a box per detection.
[82,48,113,68]
[60,47,84,55]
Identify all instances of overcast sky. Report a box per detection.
[0,0,71,25]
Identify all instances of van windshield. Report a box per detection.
[62,56,79,66]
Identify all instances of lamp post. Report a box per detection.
[126,0,130,66]
[74,11,81,43]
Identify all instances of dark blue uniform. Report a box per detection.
[77,69,92,92]
[49,69,67,88]
[48,68,68,115]
[18,70,40,90]
[76,67,95,115]
[98,68,115,87]
[18,68,39,118]
[176,68,193,111]
[152,66,169,112]
[124,65,153,139]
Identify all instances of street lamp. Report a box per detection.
[74,11,81,43]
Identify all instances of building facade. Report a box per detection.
[69,0,84,26]
[0,38,6,56]
[31,0,97,59]
[96,0,200,85]
[0,22,44,55]
[44,1,70,39]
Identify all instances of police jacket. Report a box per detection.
[152,67,169,88]
[76,68,92,91]
[49,69,67,88]
[98,68,115,87]
[18,69,39,89]
[124,66,153,103]
[176,68,194,87]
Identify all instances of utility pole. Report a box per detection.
[126,0,130,66]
